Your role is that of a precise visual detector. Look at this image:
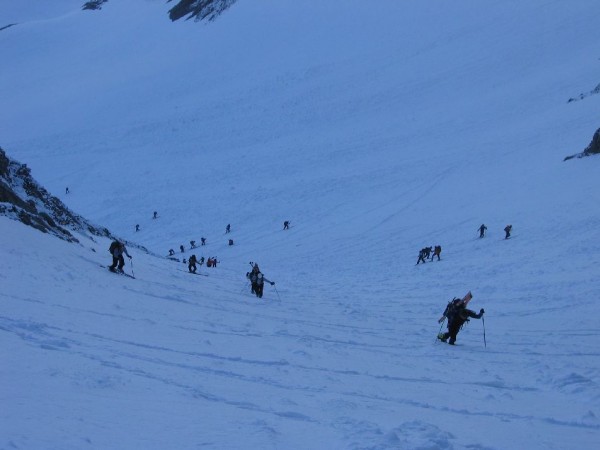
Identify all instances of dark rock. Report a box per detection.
[167,0,237,22]
[564,128,600,161]
[0,146,114,243]
[82,0,108,10]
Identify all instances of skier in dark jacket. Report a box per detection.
[504,224,512,239]
[416,248,427,265]
[246,264,274,298]
[188,254,198,273]
[109,240,131,272]
[432,245,442,261]
[478,224,487,238]
[437,291,484,345]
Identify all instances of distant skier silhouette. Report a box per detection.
[478,224,487,238]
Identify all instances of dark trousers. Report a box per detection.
[417,255,426,264]
[442,320,463,344]
[110,255,125,270]
[252,283,264,298]
[189,263,196,273]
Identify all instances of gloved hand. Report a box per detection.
[480,308,485,314]
[438,317,445,324]
[271,282,275,286]
[128,256,132,260]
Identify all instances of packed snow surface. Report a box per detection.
[1,1,599,448]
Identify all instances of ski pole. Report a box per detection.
[435,318,445,343]
[273,284,282,302]
[482,316,487,348]
[129,258,135,278]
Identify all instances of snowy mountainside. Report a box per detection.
[1,1,600,449]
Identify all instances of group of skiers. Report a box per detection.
[478,223,513,239]
[108,215,494,346]
[186,255,220,272]
[416,245,441,264]
[417,224,514,265]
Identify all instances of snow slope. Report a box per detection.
[1,1,600,448]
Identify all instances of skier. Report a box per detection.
[228,239,234,246]
[168,249,175,256]
[153,211,158,219]
[423,246,432,259]
[199,256,205,266]
[135,224,140,232]
[416,248,427,265]
[190,240,196,249]
[432,245,442,261]
[201,237,206,246]
[226,224,231,234]
[108,240,132,273]
[65,187,69,194]
[207,257,218,268]
[504,224,512,239]
[246,264,274,298]
[283,220,290,230]
[180,245,185,253]
[478,224,487,238]
[437,291,484,345]
[188,254,198,273]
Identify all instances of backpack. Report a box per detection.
[444,298,463,322]
[109,241,118,253]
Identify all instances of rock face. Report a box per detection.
[82,0,108,11]
[82,0,237,22]
[564,128,600,161]
[167,0,238,22]
[0,147,111,243]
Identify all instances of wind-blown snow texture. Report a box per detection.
[1,1,600,449]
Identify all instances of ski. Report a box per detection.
[103,265,135,279]
[181,270,208,277]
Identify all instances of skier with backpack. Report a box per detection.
[188,254,198,273]
[437,291,484,345]
[504,224,512,239]
[246,263,275,299]
[108,240,132,273]
[416,248,427,265]
[432,245,442,261]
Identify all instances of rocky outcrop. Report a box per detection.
[0,147,112,243]
[568,83,600,103]
[564,128,600,161]
[81,0,237,22]
[82,0,108,11]
[167,0,237,22]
